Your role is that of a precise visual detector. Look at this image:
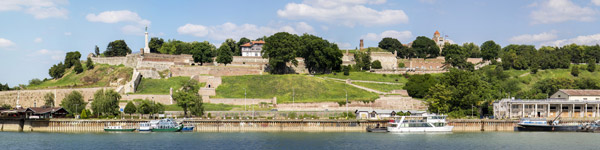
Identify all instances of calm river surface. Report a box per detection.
[1,132,599,150]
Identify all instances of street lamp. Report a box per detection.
[471,105,475,118]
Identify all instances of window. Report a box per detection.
[512,105,519,109]
[550,106,556,110]
[558,95,561,98]
[562,107,569,110]
[575,106,581,110]
[584,98,588,100]
[587,107,593,110]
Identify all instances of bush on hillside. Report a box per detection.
[372,60,382,69]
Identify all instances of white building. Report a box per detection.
[241,41,265,57]
[493,89,600,119]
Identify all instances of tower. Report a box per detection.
[144,26,150,54]
[359,39,364,50]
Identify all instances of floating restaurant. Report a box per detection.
[494,89,600,119]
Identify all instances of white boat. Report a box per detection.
[387,114,453,132]
[138,120,160,132]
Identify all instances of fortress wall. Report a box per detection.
[171,66,263,77]
[91,57,127,66]
[398,57,445,71]
[121,94,172,105]
[207,98,273,105]
[276,96,427,111]
[0,87,111,108]
[370,52,397,70]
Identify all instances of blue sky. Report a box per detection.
[2,0,600,86]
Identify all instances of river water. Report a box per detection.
[1,132,598,150]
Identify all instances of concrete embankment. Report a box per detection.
[2,119,597,133]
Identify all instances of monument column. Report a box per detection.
[144,26,150,54]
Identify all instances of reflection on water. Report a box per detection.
[0,132,599,150]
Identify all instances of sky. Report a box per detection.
[2,0,600,86]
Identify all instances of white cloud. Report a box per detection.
[277,0,408,27]
[86,10,151,35]
[530,0,597,24]
[177,22,315,41]
[33,49,64,60]
[0,0,69,19]
[542,33,600,47]
[593,0,600,6]
[34,37,42,43]
[509,31,558,44]
[419,0,436,4]
[361,30,413,42]
[63,32,71,36]
[0,38,16,48]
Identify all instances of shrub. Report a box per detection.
[372,60,382,69]
[343,66,350,76]
[571,66,579,77]
[74,61,84,74]
[398,62,405,68]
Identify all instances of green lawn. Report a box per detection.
[214,75,380,103]
[27,64,133,89]
[317,72,408,83]
[352,82,404,92]
[135,76,204,94]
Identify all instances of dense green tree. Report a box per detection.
[86,57,94,70]
[190,41,216,65]
[44,92,54,107]
[588,59,596,72]
[297,34,343,74]
[564,44,586,64]
[571,66,580,77]
[73,61,83,74]
[0,83,9,91]
[91,89,121,116]
[354,51,372,70]
[404,74,437,98]
[224,39,240,56]
[80,109,88,119]
[48,62,66,79]
[534,78,576,95]
[412,36,439,58]
[137,100,152,117]
[60,91,85,115]
[378,37,403,53]
[371,60,382,69]
[149,37,164,53]
[29,78,43,86]
[480,40,501,61]
[425,84,453,114]
[216,42,233,66]
[443,44,471,69]
[397,46,416,59]
[463,42,481,58]
[94,45,100,56]
[124,101,136,116]
[263,32,301,74]
[172,80,203,117]
[64,51,81,68]
[585,45,600,63]
[343,66,350,76]
[104,40,131,57]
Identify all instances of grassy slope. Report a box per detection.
[28,64,133,89]
[352,82,404,92]
[165,103,271,111]
[214,75,380,103]
[135,76,205,94]
[316,72,409,83]
[506,64,600,91]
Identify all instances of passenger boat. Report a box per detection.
[181,125,195,132]
[514,118,578,132]
[104,126,136,132]
[387,114,453,132]
[139,120,160,132]
[150,118,183,132]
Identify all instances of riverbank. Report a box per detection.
[1,118,598,133]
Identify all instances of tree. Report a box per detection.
[73,61,83,74]
[412,36,439,58]
[60,91,85,115]
[425,84,453,114]
[189,97,204,116]
[297,34,343,74]
[404,74,437,98]
[190,41,216,65]
[104,40,131,57]
[64,51,81,68]
[354,51,371,70]
[91,89,121,116]
[481,40,501,61]
[571,66,580,77]
[0,83,10,91]
[371,60,382,69]
[0,104,11,110]
[44,92,55,107]
[216,42,233,66]
[224,39,240,56]
[172,80,203,117]
[343,66,350,76]
[443,44,470,69]
[137,100,152,117]
[149,37,164,53]
[463,42,481,58]
[80,109,88,119]
[397,46,416,59]
[48,62,66,79]
[378,37,403,53]
[29,78,43,86]
[124,101,137,116]
[588,59,596,72]
[94,45,100,56]
[263,32,301,74]
[86,57,94,70]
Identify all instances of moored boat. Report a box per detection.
[150,118,183,132]
[181,125,195,132]
[387,114,453,132]
[104,126,136,132]
[515,113,578,132]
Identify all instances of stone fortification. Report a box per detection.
[276,95,426,111]
[341,53,356,65]
[90,53,193,79]
[0,87,112,108]
[121,94,173,105]
[207,98,274,105]
[370,52,398,70]
[171,66,263,77]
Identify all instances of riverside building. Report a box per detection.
[493,89,600,119]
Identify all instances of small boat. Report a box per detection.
[150,118,183,132]
[387,114,453,132]
[366,124,388,133]
[577,120,600,132]
[515,112,578,132]
[181,125,195,132]
[104,126,136,132]
[138,122,152,132]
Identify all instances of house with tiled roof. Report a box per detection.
[551,89,600,101]
[493,89,600,119]
[241,40,265,57]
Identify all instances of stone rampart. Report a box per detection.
[171,66,263,77]
[0,87,112,108]
[207,98,273,105]
[121,94,173,105]
[276,95,426,111]
[91,57,128,66]
[371,52,397,70]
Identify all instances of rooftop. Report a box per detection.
[558,89,600,96]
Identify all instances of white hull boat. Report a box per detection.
[387,114,454,132]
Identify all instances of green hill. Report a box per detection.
[135,76,205,94]
[214,75,380,103]
[27,64,133,89]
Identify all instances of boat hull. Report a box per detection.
[366,127,389,133]
[104,128,136,132]
[515,124,578,132]
[387,126,454,132]
[181,126,195,132]
[151,125,183,132]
